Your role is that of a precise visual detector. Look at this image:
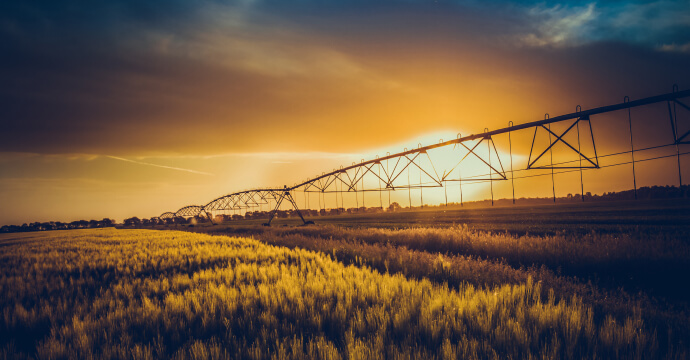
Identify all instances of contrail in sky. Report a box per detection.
[106,156,214,176]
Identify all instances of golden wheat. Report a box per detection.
[0,228,681,359]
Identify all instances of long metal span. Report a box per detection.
[158,86,690,226]
[293,88,690,189]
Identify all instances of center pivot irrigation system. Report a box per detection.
[155,85,690,226]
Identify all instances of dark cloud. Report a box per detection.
[1,0,689,155]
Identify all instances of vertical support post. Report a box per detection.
[547,115,556,203]
[459,167,463,207]
[417,145,424,209]
[386,154,391,209]
[508,122,515,205]
[336,177,341,212]
[334,180,338,212]
[354,170,359,209]
[576,106,585,202]
[486,130,494,206]
[361,168,365,209]
[378,162,383,210]
[673,85,682,186]
[577,120,584,201]
[419,165,423,209]
[407,153,412,209]
[625,97,637,199]
[359,161,365,210]
[340,171,345,211]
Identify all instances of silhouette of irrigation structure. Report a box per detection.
[154,86,690,226]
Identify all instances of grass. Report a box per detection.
[1,228,685,359]
[217,198,690,235]
[195,222,690,301]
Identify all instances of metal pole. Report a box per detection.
[625,97,637,199]
[547,116,556,203]
[361,173,365,209]
[334,180,338,211]
[378,163,383,210]
[673,85,682,186]
[354,176,359,209]
[576,106,584,202]
[508,122,515,204]
[408,161,412,209]
[459,167,463,207]
[387,156,391,209]
[486,133,494,206]
[340,174,344,211]
[419,165,423,209]
[577,120,584,202]
[335,177,340,212]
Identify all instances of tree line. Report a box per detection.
[1,218,115,234]
[123,205,394,227]
[4,185,688,233]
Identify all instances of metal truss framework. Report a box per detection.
[155,86,690,225]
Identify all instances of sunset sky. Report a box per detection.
[1,0,689,224]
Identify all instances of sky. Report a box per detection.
[1,0,689,224]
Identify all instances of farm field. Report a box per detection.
[206,198,690,235]
[187,198,690,302]
[2,219,690,358]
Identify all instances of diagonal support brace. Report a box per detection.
[527,117,599,169]
[263,186,313,226]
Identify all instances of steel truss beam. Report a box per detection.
[174,205,215,224]
[201,188,311,226]
[302,150,444,194]
[175,205,204,217]
[159,212,175,219]
[204,189,280,212]
[155,87,690,226]
[527,116,599,170]
[442,135,507,182]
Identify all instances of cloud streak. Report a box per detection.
[105,156,214,176]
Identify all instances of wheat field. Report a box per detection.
[1,228,685,359]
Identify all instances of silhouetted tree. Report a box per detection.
[123,217,141,227]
